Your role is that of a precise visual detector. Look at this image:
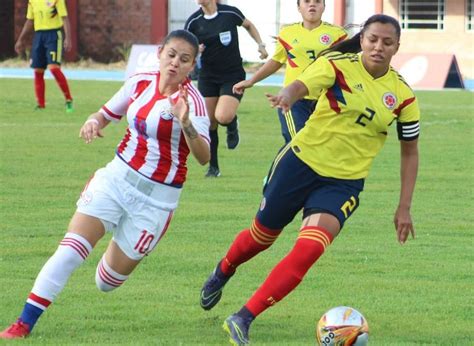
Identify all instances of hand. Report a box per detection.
[14,40,25,55]
[393,205,415,244]
[64,37,72,52]
[79,119,104,144]
[233,80,253,95]
[170,84,190,125]
[258,46,268,60]
[265,92,290,113]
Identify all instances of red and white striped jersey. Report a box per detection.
[99,72,210,186]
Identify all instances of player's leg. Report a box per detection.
[224,177,364,344]
[46,30,73,112]
[200,146,307,311]
[95,195,174,292]
[0,213,106,339]
[215,77,244,150]
[30,33,47,109]
[199,77,221,177]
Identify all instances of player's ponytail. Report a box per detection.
[318,14,401,58]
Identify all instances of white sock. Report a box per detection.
[95,256,128,292]
[29,233,92,305]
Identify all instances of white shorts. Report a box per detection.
[76,156,182,260]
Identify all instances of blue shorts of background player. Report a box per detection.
[31,29,64,68]
[277,98,316,144]
[256,144,364,230]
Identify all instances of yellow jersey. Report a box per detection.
[272,22,347,87]
[27,0,68,31]
[294,52,420,180]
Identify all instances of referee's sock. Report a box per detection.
[244,226,333,317]
[209,129,219,168]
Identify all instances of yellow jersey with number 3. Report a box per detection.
[27,0,68,31]
[272,22,347,87]
[293,52,420,180]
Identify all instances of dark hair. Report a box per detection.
[319,14,401,57]
[162,29,199,58]
[297,0,325,5]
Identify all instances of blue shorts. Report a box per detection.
[256,145,364,230]
[277,99,316,143]
[31,29,64,69]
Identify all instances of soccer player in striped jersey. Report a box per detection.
[233,0,347,143]
[200,15,420,345]
[15,0,74,112]
[0,30,209,339]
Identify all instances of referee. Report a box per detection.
[185,0,268,177]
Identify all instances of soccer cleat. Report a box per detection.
[223,314,251,345]
[0,319,31,339]
[205,166,221,178]
[200,262,232,310]
[35,105,45,110]
[226,117,240,150]
[65,100,74,113]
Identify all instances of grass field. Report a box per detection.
[0,78,473,345]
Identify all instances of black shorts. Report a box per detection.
[197,69,246,101]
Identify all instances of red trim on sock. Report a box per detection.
[50,67,72,101]
[28,293,51,308]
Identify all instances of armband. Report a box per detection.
[397,121,419,141]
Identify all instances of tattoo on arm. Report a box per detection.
[182,123,198,139]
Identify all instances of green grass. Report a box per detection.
[0,78,473,345]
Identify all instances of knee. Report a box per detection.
[95,257,128,292]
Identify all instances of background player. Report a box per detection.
[185,0,268,177]
[233,0,347,144]
[0,30,209,339]
[15,0,74,112]
[200,14,420,345]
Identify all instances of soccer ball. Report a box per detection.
[316,306,369,346]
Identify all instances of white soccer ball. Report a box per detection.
[316,306,369,346]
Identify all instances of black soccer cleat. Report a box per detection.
[205,165,221,178]
[226,116,240,150]
[200,262,232,310]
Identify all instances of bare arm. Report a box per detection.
[394,139,419,244]
[79,112,111,144]
[15,19,34,55]
[233,59,282,94]
[265,80,309,112]
[62,16,72,52]
[170,85,210,165]
[241,18,268,59]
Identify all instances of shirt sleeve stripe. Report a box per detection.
[100,106,122,121]
[393,97,416,116]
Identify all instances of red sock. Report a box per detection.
[34,70,45,107]
[220,219,281,276]
[50,67,72,101]
[245,226,333,317]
